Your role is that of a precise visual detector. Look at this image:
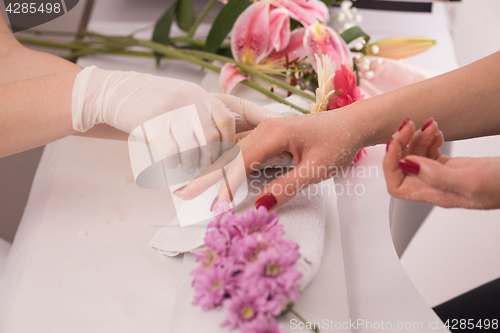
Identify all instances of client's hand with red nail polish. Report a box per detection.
[383,118,500,209]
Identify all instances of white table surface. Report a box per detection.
[0,3,458,332]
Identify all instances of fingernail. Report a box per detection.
[386,136,393,152]
[421,117,434,131]
[210,197,219,211]
[399,158,420,175]
[173,185,187,195]
[255,193,277,211]
[398,117,410,132]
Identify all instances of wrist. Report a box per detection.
[337,98,390,149]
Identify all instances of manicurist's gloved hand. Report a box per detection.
[71,66,276,171]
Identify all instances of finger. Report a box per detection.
[170,112,200,173]
[175,143,240,200]
[195,128,213,172]
[399,155,472,195]
[253,161,323,210]
[236,130,252,142]
[408,118,439,156]
[391,117,416,157]
[143,116,180,169]
[213,118,290,206]
[425,130,444,160]
[383,118,416,178]
[212,94,278,132]
[383,133,406,193]
[211,99,236,144]
[389,175,479,208]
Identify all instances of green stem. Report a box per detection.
[290,309,320,333]
[171,36,205,47]
[135,40,308,113]
[16,34,309,113]
[188,0,217,38]
[182,49,316,102]
[17,37,91,50]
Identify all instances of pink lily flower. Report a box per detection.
[264,0,329,26]
[219,2,305,94]
[304,23,352,72]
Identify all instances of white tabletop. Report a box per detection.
[0,3,458,332]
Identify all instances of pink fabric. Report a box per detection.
[359,56,440,98]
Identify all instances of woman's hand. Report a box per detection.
[383,118,500,209]
[177,106,367,210]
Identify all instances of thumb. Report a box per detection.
[212,94,278,132]
[400,155,470,194]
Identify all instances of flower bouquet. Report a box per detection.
[18,0,435,163]
[191,202,305,333]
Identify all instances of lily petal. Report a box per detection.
[268,8,291,53]
[231,2,272,64]
[304,23,353,71]
[269,28,306,62]
[219,63,250,94]
[293,0,329,23]
[368,37,436,60]
[272,0,315,26]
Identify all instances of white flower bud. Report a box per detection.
[341,1,353,11]
[354,42,364,50]
[358,64,370,71]
[337,12,346,21]
[371,45,380,55]
[365,70,374,80]
[342,22,355,31]
[355,14,362,24]
[377,57,384,64]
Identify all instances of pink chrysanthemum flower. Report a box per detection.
[243,243,302,299]
[238,206,283,236]
[208,202,244,239]
[192,262,236,311]
[231,231,281,264]
[240,315,285,333]
[222,289,269,329]
[328,64,364,110]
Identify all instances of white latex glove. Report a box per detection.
[71,66,276,171]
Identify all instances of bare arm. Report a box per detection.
[0,15,127,157]
[190,51,500,210]
[357,51,500,147]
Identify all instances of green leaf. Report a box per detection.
[204,0,251,54]
[176,0,194,32]
[321,0,336,6]
[290,18,303,31]
[152,2,177,67]
[340,26,370,45]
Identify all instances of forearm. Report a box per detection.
[0,16,126,143]
[353,51,500,146]
[0,72,77,157]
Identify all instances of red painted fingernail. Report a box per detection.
[421,117,434,131]
[398,118,410,132]
[386,136,393,152]
[399,159,420,175]
[173,185,187,195]
[255,193,277,211]
[210,197,218,211]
